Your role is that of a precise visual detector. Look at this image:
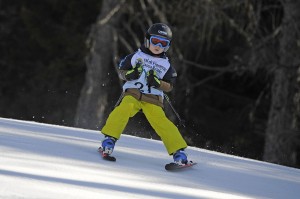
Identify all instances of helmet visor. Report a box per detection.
[150,36,170,48]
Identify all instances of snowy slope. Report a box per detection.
[0,118,299,199]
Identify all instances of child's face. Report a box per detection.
[149,43,165,54]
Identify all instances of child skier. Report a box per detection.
[99,23,189,165]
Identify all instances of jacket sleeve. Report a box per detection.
[159,67,177,92]
[118,54,135,80]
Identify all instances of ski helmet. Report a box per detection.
[145,23,172,52]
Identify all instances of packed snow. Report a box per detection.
[0,117,299,199]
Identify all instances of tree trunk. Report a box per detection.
[74,0,123,129]
[263,0,300,167]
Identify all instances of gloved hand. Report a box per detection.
[125,60,143,81]
[147,70,161,88]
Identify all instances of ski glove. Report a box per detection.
[147,70,161,88]
[125,60,143,81]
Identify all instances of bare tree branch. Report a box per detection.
[182,59,236,72]
[139,0,153,26]
[119,34,134,53]
[97,0,126,26]
[146,0,168,23]
[192,71,226,88]
[124,23,141,48]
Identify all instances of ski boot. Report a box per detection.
[98,136,116,161]
[166,150,196,170]
[173,150,188,165]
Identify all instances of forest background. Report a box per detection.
[1,0,300,168]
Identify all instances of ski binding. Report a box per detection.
[98,147,116,161]
[165,161,196,171]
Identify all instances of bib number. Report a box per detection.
[134,82,151,93]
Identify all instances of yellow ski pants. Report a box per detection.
[101,95,187,155]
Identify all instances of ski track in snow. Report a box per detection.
[0,117,300,199]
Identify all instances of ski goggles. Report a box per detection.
[149,36,170,48]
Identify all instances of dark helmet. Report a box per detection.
[145,23,172,52]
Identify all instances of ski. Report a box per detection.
[165,161,196,171]
[98,147,116,162]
